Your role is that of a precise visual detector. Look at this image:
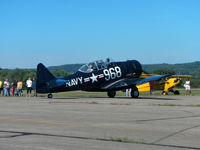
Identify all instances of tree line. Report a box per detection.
[0,68,199,88]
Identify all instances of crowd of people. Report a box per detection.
[0,77,37,97]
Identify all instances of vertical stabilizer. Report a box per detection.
[36,63,55,93]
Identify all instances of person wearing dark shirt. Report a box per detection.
[32,78,37,97]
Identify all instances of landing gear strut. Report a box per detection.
[169,88,180,95]
[48,93,53,98]
[107,91,116,98]
[174,90,180,95]
[162,91,168,95]
[131,87,139,98]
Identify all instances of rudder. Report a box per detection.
[36,63,55,93]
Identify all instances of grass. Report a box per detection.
[2,88,200,98]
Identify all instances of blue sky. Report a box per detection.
[0,0,200,68]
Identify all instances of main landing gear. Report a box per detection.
[162,91,168,95]
[131,87,139,98]
[162,89,180,95]
[48,93,53,98]
[174,90,180,95]
[107,91,116,98]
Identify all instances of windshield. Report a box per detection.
[79,64,89,72]
[78,58,114,73]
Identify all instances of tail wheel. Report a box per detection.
[131,87,139,98]
[174,90,180,95]
[107,91,116,98]
[162,91,168,95]
[48,93,53,98]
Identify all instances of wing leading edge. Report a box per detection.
[101,75,170,90]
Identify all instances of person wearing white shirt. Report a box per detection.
[184,79,192,96]
[26,77,32,98]
[4,79,10,96]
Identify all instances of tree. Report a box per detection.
[153,69,176,75]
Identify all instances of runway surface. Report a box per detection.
[0,96,200,150]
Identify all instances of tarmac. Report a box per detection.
[0,96,200,150]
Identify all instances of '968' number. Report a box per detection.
[103,66,122,81]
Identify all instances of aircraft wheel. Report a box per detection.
[48,93,53,98]
[131,87,139,98]
[162,91,168,95]
[174,90,180,95]
[107,91,116,98]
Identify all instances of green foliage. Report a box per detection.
[153,69,176,75]
[143,61,200,74]
[0,69,36,88]
[51,69,71,77]
[190,77,200,88]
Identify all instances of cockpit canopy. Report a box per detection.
[79,58,113,73]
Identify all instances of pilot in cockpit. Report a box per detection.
[89,65,93,72]
[104,58,110,67]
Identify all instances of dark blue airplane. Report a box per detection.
[36,59,168,98]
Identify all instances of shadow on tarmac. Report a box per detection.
[0,130,199,150]
[132,115,200,123]
[138,96,180,100]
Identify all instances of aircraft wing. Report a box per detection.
[141,74,192,78]
[101,75,170,90]
[140,73,159,78]
[171,75,192,78]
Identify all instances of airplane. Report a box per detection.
[137,74,192,95]
[36,59,169,98]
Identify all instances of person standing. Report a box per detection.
[126,88,132,97]
[149,81,155,94]
[17,79,23,96]
[4,79,10,96]
[3,82,5,96]
[26,77,32,98]
[32,78,37,97]
[10,82,15,96]
[0,78,3,96]
[184,79,192,96]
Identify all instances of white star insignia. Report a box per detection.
[90,73,98,83]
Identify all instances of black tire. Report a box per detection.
[162,91,168,95]
[131,87,139,98]
[174,90,180,95]
[107,91,116,98]
[48,93,53,98]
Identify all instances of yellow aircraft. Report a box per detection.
[137,74,192,95]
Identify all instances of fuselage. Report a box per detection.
[37,60,142,93]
